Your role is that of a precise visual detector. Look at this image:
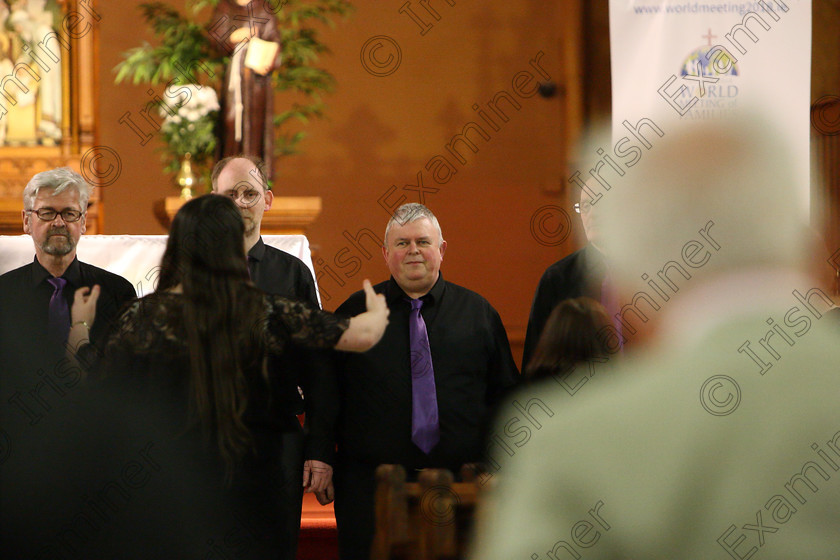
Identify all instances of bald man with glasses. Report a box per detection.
[211,155,331,560]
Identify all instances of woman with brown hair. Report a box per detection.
[524,296,613,382]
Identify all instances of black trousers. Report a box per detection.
[333,456,378,560]
[235,424,306,560]
[277,428,306,560]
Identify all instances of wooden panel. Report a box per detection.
[373,464,482,560]
[155,195,322,236]
[811,0,840,296]
[0,0,101,232]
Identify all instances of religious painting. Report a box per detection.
[0,0,65,147]
[0,0,100,233]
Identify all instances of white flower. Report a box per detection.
[196,87,220,112]
[161,113,180,125]
[160,83,219,123]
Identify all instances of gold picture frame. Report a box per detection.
[0,0,100,233]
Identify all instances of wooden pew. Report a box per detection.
[371,464,482,560]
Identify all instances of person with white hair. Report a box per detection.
[0,168,136,557]
[468,113,840,559]
[0,167,135,373]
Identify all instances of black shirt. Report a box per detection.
[247,237,336,463]
[333,275,519,469]
[0,256,136,490]
[522,244,607,370]
[0,257,136,387]
[248,237,318,304]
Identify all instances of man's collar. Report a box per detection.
[583,243,607,276]
[386,273,445,305]
[30,255,81,286]
[247,237,267,261]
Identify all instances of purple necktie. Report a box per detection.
[408,298,439,454]
[47,277,70,344]
[600,273,624,350]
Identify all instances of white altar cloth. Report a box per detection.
[0,235,316,301]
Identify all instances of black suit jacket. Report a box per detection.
[522,245,607,369]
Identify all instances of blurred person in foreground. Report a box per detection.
[73,194,389,558]
[469,113,840,559]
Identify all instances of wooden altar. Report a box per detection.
[155,195,322,236]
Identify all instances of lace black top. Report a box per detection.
[95,291,350,558]
[101,290,350,431]
[107,291,348,357]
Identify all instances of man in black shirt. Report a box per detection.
[522,187,609,369]
[0,168,136,550]
[212,155,332,560]
[332,203,519,559]
[0,167,136,386]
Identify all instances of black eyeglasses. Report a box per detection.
[27,208,84,222]
[574,201,593,214]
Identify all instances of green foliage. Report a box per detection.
[113,3,222,86]
[114,0,353,167]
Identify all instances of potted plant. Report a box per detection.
[114,0,352,193]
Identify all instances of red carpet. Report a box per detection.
[297,493,338,560]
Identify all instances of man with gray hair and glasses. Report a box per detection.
[0,167,135,374]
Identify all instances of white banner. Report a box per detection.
[608,0,811,211]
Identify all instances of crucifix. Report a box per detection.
[702,28,717,46]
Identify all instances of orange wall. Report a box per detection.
[97,1,584,362]
[90,0,840,353]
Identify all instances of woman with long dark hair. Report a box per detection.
[69,195,387,557]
